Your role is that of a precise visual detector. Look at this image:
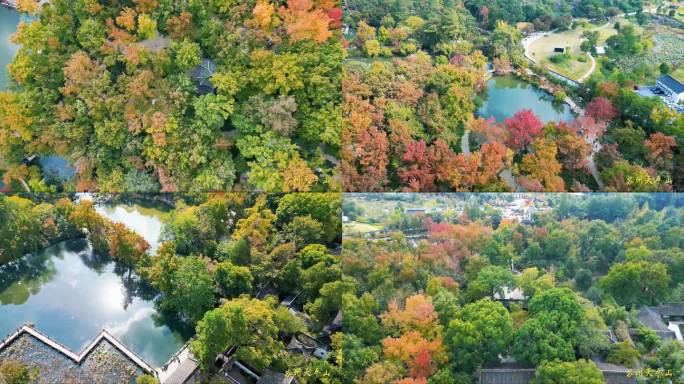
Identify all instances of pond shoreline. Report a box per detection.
[0,235,86,270]
[478,73,576,123]
[0,202,187,367]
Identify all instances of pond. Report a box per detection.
[38,156,77,182]
[477,75,575,124]
[0,200,189,367]
[0,7,20,90]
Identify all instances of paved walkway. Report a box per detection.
[578,53,596,83]
[499,169,521,191]
[583,135,605,189]
[156,343,199,384]
[461,130,471,155]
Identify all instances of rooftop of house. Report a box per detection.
[216,358,297,384]
[0,324,153,384]
[657,74,684,94]
[636,305,681,340]
[479,361,636,384]
[191,58,217,95]
[285,333,329,361]
[492,286,526,301]
[638,307,671,330]
[650,304,684,318]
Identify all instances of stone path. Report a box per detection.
[583,135,605,189]
[156,343,199,384]
[461,130,471,155]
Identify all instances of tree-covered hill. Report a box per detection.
[0,0,342,192]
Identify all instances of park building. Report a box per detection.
[635,304,684,341]
[656,75,684,103]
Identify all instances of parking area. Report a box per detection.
[636,86,661,98]
[636,85,684,113]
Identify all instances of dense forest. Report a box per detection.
[0,0,342,192]
[343,0,683,192]
[345,0,645,31]
[342,194,684,383]
[0,193,344,383]
[0,194,149,264]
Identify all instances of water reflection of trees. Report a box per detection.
[115,262,159,310]
[151,307,195,341]
[0,241,77,305]
[94,194,174,213]
[77,241,111,273]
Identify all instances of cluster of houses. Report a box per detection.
[481,286,684,384]
[499,197,549,224]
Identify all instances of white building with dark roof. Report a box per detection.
[657,75,684,103]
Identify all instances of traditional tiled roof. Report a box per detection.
[650,304,684,318]
[637,307,676,340]
[480,361,637,384]
[657,75,684,94]
[191,59,217,95]
[0,324,154,383]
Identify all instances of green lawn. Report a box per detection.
[529,28,594,81]
[528,17,644,81]
[674,5,684,23]
[672,67,684,83]
[343,221,383,234]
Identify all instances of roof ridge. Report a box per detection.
[0,323,156,376]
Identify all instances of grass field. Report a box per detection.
[673,4,684,23]
[672,67,684,83]
[343,222,383,234]
[528,28,593,80]
[528,17,641,81]
[595,17,641,43]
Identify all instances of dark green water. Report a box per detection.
[0,7,20,89]
[478,76,575,123]
[0,202,188,367]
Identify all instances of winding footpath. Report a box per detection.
[461,130,471,155]
[584,135,605,189]
[578,53,596,83]
[461,130,523,191]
